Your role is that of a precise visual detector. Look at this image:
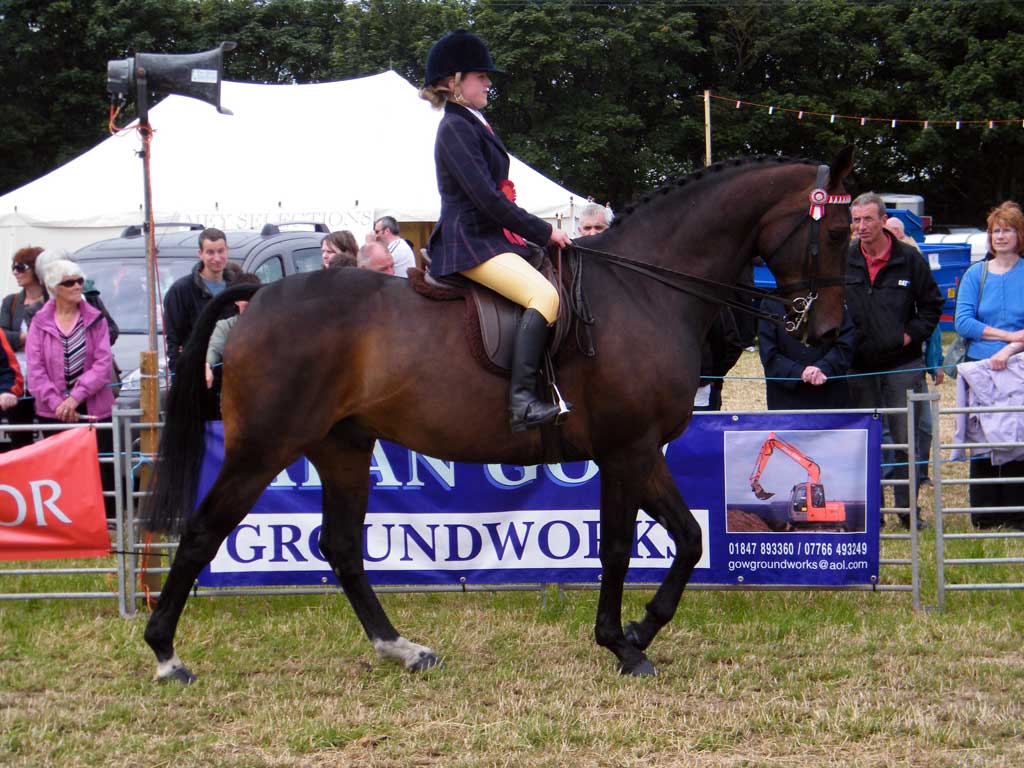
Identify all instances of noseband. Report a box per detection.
[764,164,851,333]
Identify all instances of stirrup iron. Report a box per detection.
[550,379,572,425]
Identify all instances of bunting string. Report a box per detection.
[705,92,1024,129]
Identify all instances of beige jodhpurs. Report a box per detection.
[462,252,559,324]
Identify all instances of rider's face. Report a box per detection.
[454,72,491,110]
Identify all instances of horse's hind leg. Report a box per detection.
[308,430,440,672]
[144,455,283,683]
[622,455,703,655]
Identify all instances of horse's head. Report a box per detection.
[756,146,855,345]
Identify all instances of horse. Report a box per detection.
[143,148,855,682]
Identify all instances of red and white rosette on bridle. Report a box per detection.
[808,188,852,221]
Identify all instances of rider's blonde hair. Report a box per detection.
[419,73,462,110]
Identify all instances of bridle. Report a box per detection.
[761,164,851,332]
[570,164,850,333]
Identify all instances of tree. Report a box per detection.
[2,0,1023,224]
[475,1,703,206]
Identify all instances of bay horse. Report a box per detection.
[143,149,854,682]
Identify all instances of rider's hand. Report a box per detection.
[548,229,572,249]
[0,392,17,411]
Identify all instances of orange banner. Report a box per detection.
[0,427,109,560]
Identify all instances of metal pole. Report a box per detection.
[906,389,920,610]
[929,390,946,610]
[704,90,712,166]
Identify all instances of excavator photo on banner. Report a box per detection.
[746,432,850,531]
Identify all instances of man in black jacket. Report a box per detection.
[163,227,235,374]
[845,193,943,528]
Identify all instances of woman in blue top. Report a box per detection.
[419,30,573,433]
[955,201,1024,367]
[954,200,1024,529]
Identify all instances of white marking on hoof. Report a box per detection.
[154,654,185,681]
[373,636,436,670]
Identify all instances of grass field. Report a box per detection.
[3,348,1024,767]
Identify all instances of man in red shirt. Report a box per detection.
[844,192,943,528]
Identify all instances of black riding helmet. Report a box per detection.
[424,29,504,87]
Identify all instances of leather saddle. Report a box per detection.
[409,247,584,377]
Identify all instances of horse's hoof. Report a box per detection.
[619,657,658,677]
[157,664,197,684]
[408,651,442,672]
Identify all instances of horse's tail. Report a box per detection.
[143,283,264,535]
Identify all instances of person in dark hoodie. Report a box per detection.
[162,227,236,375]
[845,192,943,527]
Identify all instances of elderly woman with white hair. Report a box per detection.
[26,257,117,515]
[26,257,115,425]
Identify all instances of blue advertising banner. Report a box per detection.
[198,412,881,588]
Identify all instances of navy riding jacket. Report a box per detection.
[426,103,552,276]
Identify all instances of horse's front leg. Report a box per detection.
[622,455,702,654]
[595,467,656,676]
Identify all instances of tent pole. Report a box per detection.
[704,90,712,167]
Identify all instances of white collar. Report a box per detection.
[464,106,490,128]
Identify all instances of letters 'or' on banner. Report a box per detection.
[0,427,109,560]
[198,413,881,588]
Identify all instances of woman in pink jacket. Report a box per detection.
[26,257,116,517]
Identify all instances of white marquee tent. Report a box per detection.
[0,70,584,296]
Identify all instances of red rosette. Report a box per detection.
[499,179,517,202]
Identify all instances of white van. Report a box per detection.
[924,231,988,262]
[879,193,925,216]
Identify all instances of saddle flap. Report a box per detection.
[472,290,520,370]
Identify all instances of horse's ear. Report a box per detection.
[829,145,855,185]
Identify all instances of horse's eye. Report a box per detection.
[827,229,847,242]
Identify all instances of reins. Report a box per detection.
[568,241,786,325]
[570,163,851,332]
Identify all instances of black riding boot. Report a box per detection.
[509,308,565,432]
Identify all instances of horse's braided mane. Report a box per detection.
[611,154,820,227]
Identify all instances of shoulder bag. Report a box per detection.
[943,261,989,378]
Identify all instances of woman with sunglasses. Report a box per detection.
[26,258,117,515]
[0,246,45,451]
[1,246,46,352]
[26,258,115,426]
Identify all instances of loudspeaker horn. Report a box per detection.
[107,42,237,117]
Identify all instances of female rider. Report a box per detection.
[419,30,573,432]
